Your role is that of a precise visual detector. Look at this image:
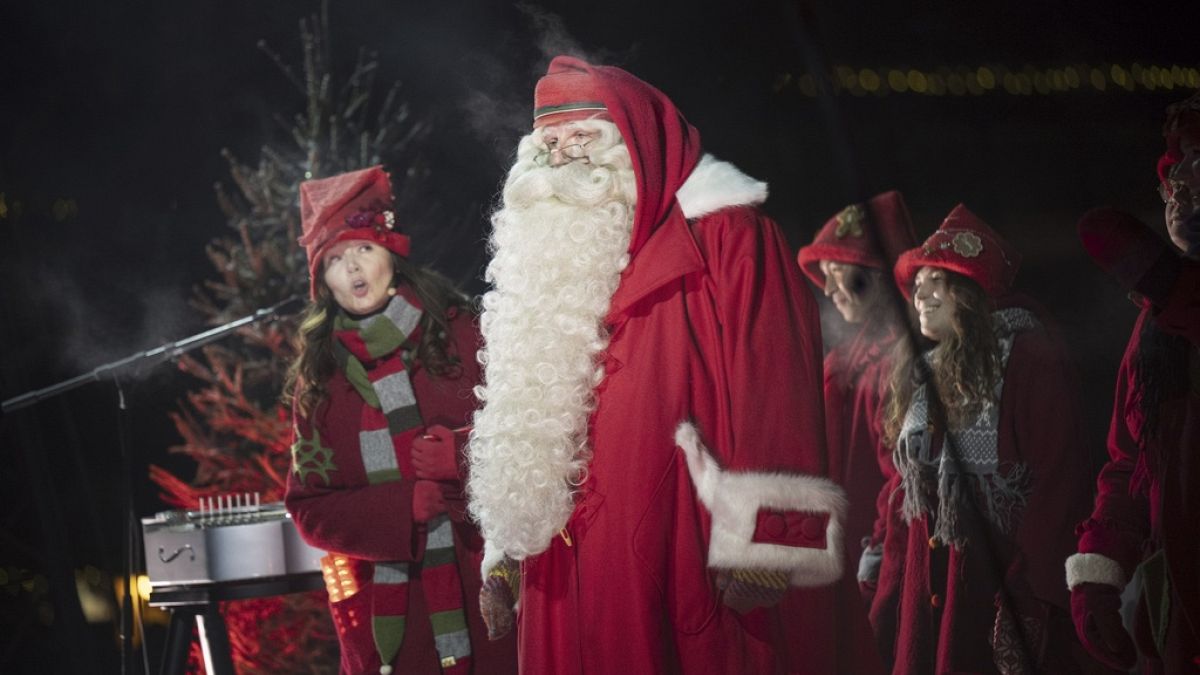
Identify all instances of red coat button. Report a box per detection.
[800,516,824,540]
[764,513,787,538]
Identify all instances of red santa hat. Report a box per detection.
[530,56,702,257]
[533,60,613,128]
[796,190,916,287]
[297,165,411,299]
[1157,90,1200,186]
[893,204,1021,300]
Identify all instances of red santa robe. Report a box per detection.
[286,309,517,674]
[875,302,1102,674]
[510,148,849,673]
[1069,294,1200,671]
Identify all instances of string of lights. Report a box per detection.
[775,62,1200,97]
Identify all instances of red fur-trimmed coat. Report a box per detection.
[285,310,517,675]
[823,325,898,671]
[872,307,1103,674]
[513,159,854,675]
[1070,295,1200,672]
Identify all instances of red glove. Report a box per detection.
[412,480,446,523]
[440,482,469,522]
[412,425,462,481]
[1070,583,1137,671]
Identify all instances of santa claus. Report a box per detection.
[466,56,850,673]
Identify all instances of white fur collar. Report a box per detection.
[676,154,769,220]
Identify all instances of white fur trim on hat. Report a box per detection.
[675,421,847,587]
[1065,552,1126,591]
[676,154,769,220]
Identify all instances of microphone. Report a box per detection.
[1077,207,1183,307]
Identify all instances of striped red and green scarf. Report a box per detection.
[333,290,472,674]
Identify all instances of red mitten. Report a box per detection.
[716,569,790,614]
[412,480,446,523]
[1070,583,1137,671]
[412,425,461,481]
[1077,207,1182,304]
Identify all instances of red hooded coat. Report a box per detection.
[507,57,850,675]
[1069,289,1200,671]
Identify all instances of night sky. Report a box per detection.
[1,0,1197,671]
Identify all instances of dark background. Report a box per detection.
[1,0,1197,671]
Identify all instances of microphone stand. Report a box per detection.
[3,295,305,414]
[1,294,304,674]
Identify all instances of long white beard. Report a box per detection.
[468,122,636,559]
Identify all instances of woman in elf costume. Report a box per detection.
[283,166,516,675]
[875,206,1110,674]
[795,190,915,672]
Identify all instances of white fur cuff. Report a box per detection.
[481,538,507,579]
[676,421,847,588]
[1065,552,1126,591]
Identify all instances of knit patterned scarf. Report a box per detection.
[333,291,472,674]
[893,307,1038,548]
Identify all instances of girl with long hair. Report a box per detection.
[876,206,1107,674]
[283,166,516,675]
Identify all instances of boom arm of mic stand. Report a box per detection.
[1,295,304,415]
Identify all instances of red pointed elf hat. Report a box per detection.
[298,165,411,299]
[796,190,917,287]
[893,204,1021,300]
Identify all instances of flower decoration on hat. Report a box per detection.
[922,230,984,258]
[345,198,397,232]
[796,190,917,288]
[834,204,865,238]
[298,165,412,299]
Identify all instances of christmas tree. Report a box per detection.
[148,3,436,671]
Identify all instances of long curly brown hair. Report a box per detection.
[883,271,1001,446]
[283,253,470,417]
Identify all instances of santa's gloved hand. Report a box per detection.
[716,568,790,614]
[480,557,520,640]
[412,425,461,481]
[1070,582,1137,671]
[412,480,446,523]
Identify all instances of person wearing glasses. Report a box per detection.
[467,56,852,674]
[1068,91,1200,673]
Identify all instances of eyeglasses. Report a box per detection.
[1159,178,1197,206]
[534,138,594,166]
